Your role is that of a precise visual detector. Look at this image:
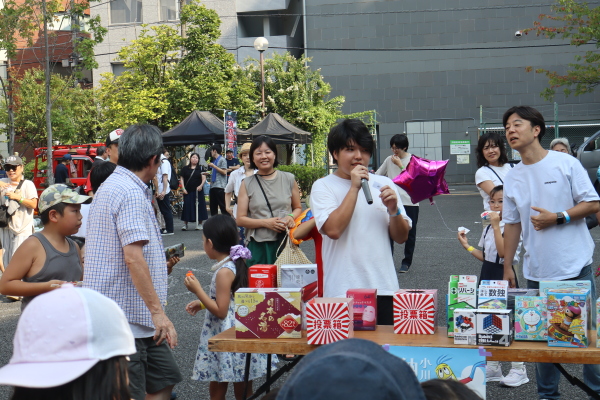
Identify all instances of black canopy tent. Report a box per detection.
[245,113,312,144]
[161,110,250,145]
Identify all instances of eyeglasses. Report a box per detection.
[5,165,18,171]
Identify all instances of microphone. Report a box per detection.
[361,178,373,204]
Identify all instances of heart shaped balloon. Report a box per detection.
[392,155,450,204]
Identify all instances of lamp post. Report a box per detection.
[253,37,269,116]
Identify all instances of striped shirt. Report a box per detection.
[84,166,167,328]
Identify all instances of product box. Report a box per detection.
[346,289,377,331]
[476,309,514,346]
[507,288,539,311]
[235,288,302,339]
[248,265,277,288]
[279,264,317,288]
[447,275,477,337]
[394,289,438,334]
[478,282,508,309]
[539,281,591,297]
[306,297,354,345]
[514,296,547,341]
[453,308,477,345]
[547,288,590,348]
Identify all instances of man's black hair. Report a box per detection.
[390,134,409,151]
[211,144,222,155]
[502,106,546,142]
[96,146,106,157]
[90,162,117,193]
[226,149,233,153]
[249,135,279,169]
[39,203,68,225]
[327,119,374,164]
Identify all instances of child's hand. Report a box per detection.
[186,300,204,316]
[184,274,202,294]
[48,279,67,289]
[489,211,501,227]
[457,230,469,248]
[166,256,180,275]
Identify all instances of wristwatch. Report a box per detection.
[556,212,565,225]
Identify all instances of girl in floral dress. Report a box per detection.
[184,214,274,400]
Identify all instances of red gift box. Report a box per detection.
[393,289,438,334]
[346,288,377,331]
[249,264,277,288]
[306,298,354,345]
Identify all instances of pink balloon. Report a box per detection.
[392,155,450,204]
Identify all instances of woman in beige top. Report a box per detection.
[237,136,301,265]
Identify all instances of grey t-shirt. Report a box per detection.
[212,156,228,189]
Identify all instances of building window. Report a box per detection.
[160,0,177,21]
[110,0,142,24]
[112,63,127,77]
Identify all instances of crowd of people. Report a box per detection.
[0,105,598,400]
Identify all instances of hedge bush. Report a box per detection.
[277,164,326,198]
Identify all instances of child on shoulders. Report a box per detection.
[0,184,91,309]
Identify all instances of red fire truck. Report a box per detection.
[32,144,104,196]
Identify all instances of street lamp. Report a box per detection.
[253,37,269,115]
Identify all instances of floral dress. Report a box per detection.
[192,261,276,382]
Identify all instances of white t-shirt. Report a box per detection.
[157,155,171,195]
[76,203,90,238]
[224,166,256,218]
[478,221,520,265]
[1,179,38,235]
[311,173,412,298]
[375,154,418,207]
[475,164,513,211]
[503,151,599,281]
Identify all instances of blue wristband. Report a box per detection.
[388,208,401,217]
[564,211,571,224]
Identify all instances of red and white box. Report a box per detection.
[393,289,438,334]
[346,289,377,331]
[306,298,354,345]
[249,265,277,288]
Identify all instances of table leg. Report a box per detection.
[266,354,272,393]
[246,356,303,400]
[554,363,600,400]
[243,353,251,400]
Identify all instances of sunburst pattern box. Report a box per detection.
[393,289,438,334]
[306,298,354,345]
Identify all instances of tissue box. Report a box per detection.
[346,289,377,331]
[306,298,354,345]
[476,309,514,346]
[249,265,277,288]
[447,275,477,337]
[453,308,477,345]
[547,288,590,348]
[514,296,547,341]
[393,289,438,334]
[279,264,317,288]
[235,288,302,338]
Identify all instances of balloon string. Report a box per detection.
[433,201,458,233]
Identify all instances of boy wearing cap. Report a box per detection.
[106,128,122,164]
[0,184,90,309]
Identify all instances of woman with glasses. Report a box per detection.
[475,132,512,211]
[0,155,38,268]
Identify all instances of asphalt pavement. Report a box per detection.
[1,184,600,399]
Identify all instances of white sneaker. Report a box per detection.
[486,364,503,382]
[500,368,529,387]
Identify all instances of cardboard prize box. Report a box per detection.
[476,309,514,346]
[346,288,377,331]
[279,264,317,288]
[249,265,277,288]
[478,280,508,309]
[306,297,354,345]
[393,289,438,334]
[447,275,477,337]
[539,280,591,296]
[235,288,302,339]
[514,296,547,341]
[547,288,590,348]
[453,308,477,345]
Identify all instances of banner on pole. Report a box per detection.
[225,111,238,157]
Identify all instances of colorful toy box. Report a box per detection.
[539,281,591,296]
[453,308,477,345]
[235,288,302,339]
[306,298,354,345]
[507,288,539,311]
[248,265,277,288]
[447,275,477,337]
[478,281,508,309]
[514,296,547,341]
[279,264,318,288]
[547,288,590,348]
[393,289,438,334]
[476,309,514,346]
[346,289,377,331]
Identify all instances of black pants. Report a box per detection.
[377,295,394,325]
[209,187,227,216]
[402,206,419,267]
[157,192,174,233]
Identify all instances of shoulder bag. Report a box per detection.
[0,180,24,228]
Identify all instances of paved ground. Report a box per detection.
[1,184,600,399]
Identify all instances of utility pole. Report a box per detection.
[42,0,54,184]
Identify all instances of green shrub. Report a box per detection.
[278,164,326,198]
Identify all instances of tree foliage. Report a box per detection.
[524,0,600,100]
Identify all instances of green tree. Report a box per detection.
[524,0,600,99]
[0,68,100,149]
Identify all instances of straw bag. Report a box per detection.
[275,230,312,286]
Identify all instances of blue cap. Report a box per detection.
[62,154,72,161]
